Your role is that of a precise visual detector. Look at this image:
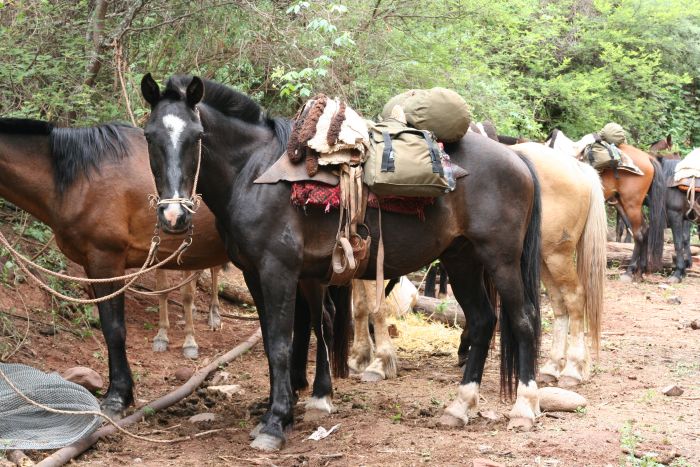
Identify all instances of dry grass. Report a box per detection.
[391,312,461,358]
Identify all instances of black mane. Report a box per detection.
[163,75,291,148]
[0,118,54,135]
[50,123,134,194]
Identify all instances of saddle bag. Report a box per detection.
[381,88,471,143]
[364,119,454,197]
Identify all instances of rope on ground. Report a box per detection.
[34,327,262,467]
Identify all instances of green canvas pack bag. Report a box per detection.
[583,140,622,170]
[381,88,471,143]
[364,119,451,197]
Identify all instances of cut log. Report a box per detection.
[197,268,254,306]
[413,296,465,327]
[606,241,699,268]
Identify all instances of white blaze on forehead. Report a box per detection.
[162,114,186,149]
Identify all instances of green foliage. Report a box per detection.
[0,0,698,147]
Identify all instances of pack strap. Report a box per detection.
[421,131,444,176]
[381,131,395,172]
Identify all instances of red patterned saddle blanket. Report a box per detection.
[291,181,435,220]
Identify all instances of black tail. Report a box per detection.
[327,285,351,378]
[500,155,542,397]
[646,156,667,272]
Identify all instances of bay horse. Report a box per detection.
[0,117,230,417]
[141,73,542,450]
[546,129,666,280]
[351,138,607,388]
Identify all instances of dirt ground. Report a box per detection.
[1,258,699,466]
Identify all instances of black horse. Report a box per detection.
[659,157,695,282]
[140,74,542,450]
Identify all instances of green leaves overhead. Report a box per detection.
[1,0,699,147]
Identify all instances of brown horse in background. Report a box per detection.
[546,129,666,280]
[0,118,228,416]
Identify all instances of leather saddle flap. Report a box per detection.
[254,151,339,185]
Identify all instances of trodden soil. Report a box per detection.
[1,261,699,466]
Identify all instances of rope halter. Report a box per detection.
[149,106,204,216]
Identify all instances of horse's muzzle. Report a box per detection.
[157,203,192,234]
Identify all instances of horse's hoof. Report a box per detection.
[152,339,168,353]
[557,375,581,388]
[537,373,558,385]
[209,316,222,330]
[668,275,682,284]
[619,274,633,283]
[361,370,384,382]
[100,399,125,420]
[507,416,534,431]
[250,433,284,451]
[438,413,466,428]
[249,422,264,440]
[183,345,199,359]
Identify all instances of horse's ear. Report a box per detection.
[667,134,673,147]
[141,73,160,108]
[186,76,204,108]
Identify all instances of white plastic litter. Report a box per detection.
[306,424,340,441]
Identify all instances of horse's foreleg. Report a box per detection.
[424,263,438,298]
[438,254,496,428]
[682,218,693,270]
[152,269,170,352]
[301,280,336,421]
[438,262,449,299]
[361,281,398,382]
[208,266,222,330]
[248,263,297,452]
[348,279,374,374]
[538,264,568,384]
[86,255,132,417]
[181,274,199,359]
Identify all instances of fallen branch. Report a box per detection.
[8,449,34,466]
[36,328,262,467]
[197,269,254,306]
[413,296,465,327]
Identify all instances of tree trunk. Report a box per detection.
[84,0,109,87]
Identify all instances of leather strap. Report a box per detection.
[381,131,395,172]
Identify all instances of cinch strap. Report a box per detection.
[381,131,395,172]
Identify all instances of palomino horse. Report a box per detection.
[141,74,542,451]
[350,139,607,388]
[0,117,230,416]
[547,129,666,280]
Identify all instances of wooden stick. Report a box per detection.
[8,449,34,466]
[35,328,262,467]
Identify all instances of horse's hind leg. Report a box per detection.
[290,284,311,393]
[181,273,199,359]
[208,266,222,330]
[668,207,687,283]
[439,252,496,428]
[360,280,398,382]
[546,255,588,387]
[620,201,648,281]
[538,264,568,384]
[348,279,374,374]
[152,269,170,352]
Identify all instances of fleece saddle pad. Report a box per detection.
[674,148,700,182]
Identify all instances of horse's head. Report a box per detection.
[141,73,204,234]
